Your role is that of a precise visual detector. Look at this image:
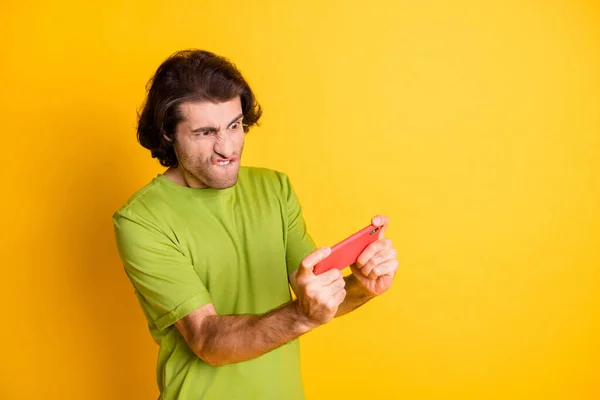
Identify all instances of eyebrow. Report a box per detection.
[191,113,244,133]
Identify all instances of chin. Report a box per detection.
[210,174,239,190]
[212,180,237,190]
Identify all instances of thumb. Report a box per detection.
[300,247,331,273]
[371,215,390,240]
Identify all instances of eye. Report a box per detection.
[230,120,242,130]
[193,130,214,138]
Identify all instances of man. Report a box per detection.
[113,49,399,399]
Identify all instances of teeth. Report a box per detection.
[217,161,230,166]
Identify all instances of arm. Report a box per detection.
[175,301,315,367]
[176,247,346,366]
[335,274,376,317]
[114,208,322,365]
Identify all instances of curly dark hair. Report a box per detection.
[137,49,262,167]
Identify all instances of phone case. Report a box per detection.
[313,224,380,275]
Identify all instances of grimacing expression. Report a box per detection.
[168,97,245,189]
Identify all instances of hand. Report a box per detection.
[294,247,347,327]
[350,215,399,296]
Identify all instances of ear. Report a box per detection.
[163,132,174,143]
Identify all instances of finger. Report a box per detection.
[349,262,363,278]
[378,247,397,263]
[317,267,344,285]
[299,247,331,272]
[333,288,347,305]
[360,247,396,278]
[356,238,392,269]
[324,274,346,292]
[368,259,399,280]
[371,215,390,240]
[360,257,378,278]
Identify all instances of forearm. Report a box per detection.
[335,274,375,317]
[197,300,315,366]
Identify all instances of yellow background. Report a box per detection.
[1,0,599,399]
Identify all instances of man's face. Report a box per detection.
[169,97,245,189]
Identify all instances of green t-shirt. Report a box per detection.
[112,167,317,400]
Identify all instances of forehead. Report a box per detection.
[178,97,243,127]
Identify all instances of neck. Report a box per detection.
[164,167,207,189]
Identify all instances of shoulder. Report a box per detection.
[240,166,288,182]
[112,176,167,227]
[239,166,293,193]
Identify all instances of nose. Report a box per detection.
[213,132,234,159]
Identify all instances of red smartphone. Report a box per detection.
[313,224,381,275]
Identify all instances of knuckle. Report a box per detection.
[304,284,317,297]
[317,293,328,305]
[325,269,338,278]
[366,259,377,270]
[297,280,308,290]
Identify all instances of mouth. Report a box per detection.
[212,156,238,167]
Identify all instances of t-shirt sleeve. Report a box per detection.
[282,174,317,275]
[113,209,213,331]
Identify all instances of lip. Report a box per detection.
[212,156,238,165]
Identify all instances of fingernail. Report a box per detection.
[374,217,380,225]
[323,247,331,255]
